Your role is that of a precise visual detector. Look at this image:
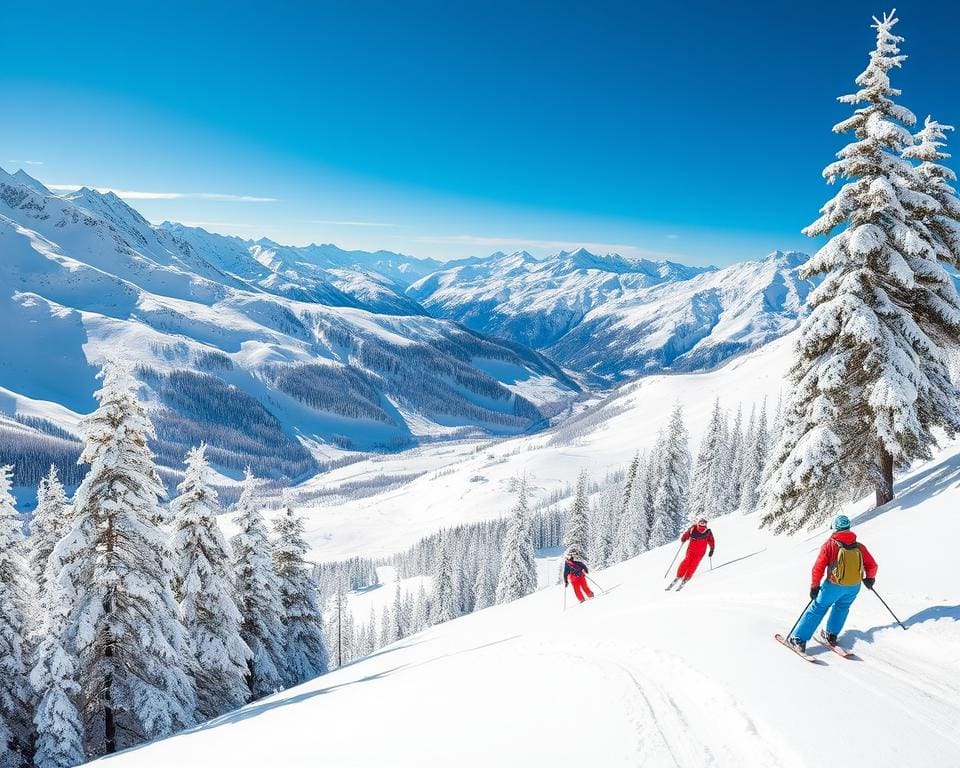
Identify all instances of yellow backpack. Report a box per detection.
[832,541,863,586]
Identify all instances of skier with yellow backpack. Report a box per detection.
[787,514,878,653]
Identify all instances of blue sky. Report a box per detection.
[2,0,958,265]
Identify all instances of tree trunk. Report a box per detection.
[875,449,894,507]
[104,513,116,753]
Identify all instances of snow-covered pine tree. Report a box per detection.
[273,507,328,688]
[231,470,286,698]
[762,12,960,530]
[588,487,617,569]
[386,578,404,643]
[688,398,726,520]
[472,559,495,611]
[722,406,743,512]
[378,605,392,648]
[366,603,379,651]
[0,465,32,768]
[495,479,537,604]
[326,578,350,668]
[28,465,70,609]
[740,402,769,513]
[62,362,195,754]
[401,592,415,637]
[30,533,84,768]
[641,432,663,539]
[613,453,645,561]
[652,402,691,538]
[902,117,960,267]
[170,444,251,719]
[431,533,458,623]
[413,583,430,631]
[562,470,590,558]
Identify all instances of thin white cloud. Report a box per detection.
[173,221,264,230]
[666,233,681,239]
[310,219,397,228]
[414,233,684,260]
[46,184,277,202]
[8,159,44,166]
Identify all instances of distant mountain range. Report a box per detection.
[407,247,815,381]
[0,166,826,485]
[0,169,577,484]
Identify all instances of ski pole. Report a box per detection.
[709,555,713,571]
[786,599,813,640]
[870,588,907,630]
[586,575,606,594]
[663,541,684,579]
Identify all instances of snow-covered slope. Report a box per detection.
[0,169,578,483]
[409,248,814,381]
[88,446,960,767]
[281,331,795,560]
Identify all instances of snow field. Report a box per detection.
[90,445,960,768]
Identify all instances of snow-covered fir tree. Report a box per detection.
[170,444,251,719]
[562,470,590,558]
[431,533,458,624]
[588,487,617,569]
[59,363,195,754]
[902,117,960,267]
[273,507,328,688]
[30,533,84,768]
[688,399,727,520]
[378,605,392,648]
[0,465,32,768]
[386,578,404,643]
[495,479,537,604]
[28,465,70,613]
[722,406,743,511]
[740,402,769,513]
[613,453,645,562]
[231,470,286,698]
[412,583,430,632]
[472,557,496,611]
[651,402,692,539]
[327,578,351,668]
[762,12,960,530]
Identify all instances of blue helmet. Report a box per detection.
[832,514,851,531]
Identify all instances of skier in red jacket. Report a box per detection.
[666,517,714,591]
[563,551,594,603]
[787,514,878,652]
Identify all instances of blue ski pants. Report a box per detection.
[793,581,861,642]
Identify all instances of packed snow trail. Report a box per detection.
[86,448,960,767]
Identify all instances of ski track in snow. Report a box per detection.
[546,642,796,768]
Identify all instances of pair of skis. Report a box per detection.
[664,577,689,591]
[774,630,855,662]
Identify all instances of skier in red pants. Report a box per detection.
[666,517,714,591]
[563,551,594,603]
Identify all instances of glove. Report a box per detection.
[863,577,875,590]
[810,586,820,600]
[709,549,715,557]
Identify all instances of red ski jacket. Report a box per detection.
[680,525,714,555]
[811,530,878,588]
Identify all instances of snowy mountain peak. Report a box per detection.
[10,168,50,194]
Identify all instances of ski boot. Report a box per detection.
[665,577,680,591]
[787,637,806,653]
